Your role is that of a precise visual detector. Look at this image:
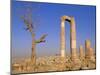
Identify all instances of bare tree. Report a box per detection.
[21,7,47,65]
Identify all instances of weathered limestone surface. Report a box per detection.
[70,17,79,62]
[60,16,72,57]
[79,45,85,59]
[60,17,66,57]
[85,40,95,61]
[85,40,91,58]
[60,16,79,62]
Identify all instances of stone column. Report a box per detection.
[88,48,95,60]
[70,17,78,61]
[60,17,66,57]
[79,45,84,58]
[85,40,91,58]
[85,40,95,62]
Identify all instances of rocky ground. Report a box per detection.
[12,55,96,74]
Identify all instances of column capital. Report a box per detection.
[61,15,71,21]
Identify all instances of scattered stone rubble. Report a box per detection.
[12,54,96,74]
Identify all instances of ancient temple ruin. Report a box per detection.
[12,15,96,74]
[60,16,79,62]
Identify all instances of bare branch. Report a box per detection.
[35,34,47,44]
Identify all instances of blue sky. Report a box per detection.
[12,1,96,58]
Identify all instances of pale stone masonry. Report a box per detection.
[79,45,84,58]
[60,16,71,57]
[60,16,78,61]
[70,17,78,61]
[85,40,95,61]
[88,48,95,60]
[85,40,91,58]
[60,16,66,57]
[87,47,95,61]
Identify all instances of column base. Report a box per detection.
[71,56,81,70]
[61,49,66,57]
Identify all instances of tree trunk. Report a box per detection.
[31,33,36,65]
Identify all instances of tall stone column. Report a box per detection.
[79,45,84,58]
[60,17,66,57]
[70,17,78,61]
